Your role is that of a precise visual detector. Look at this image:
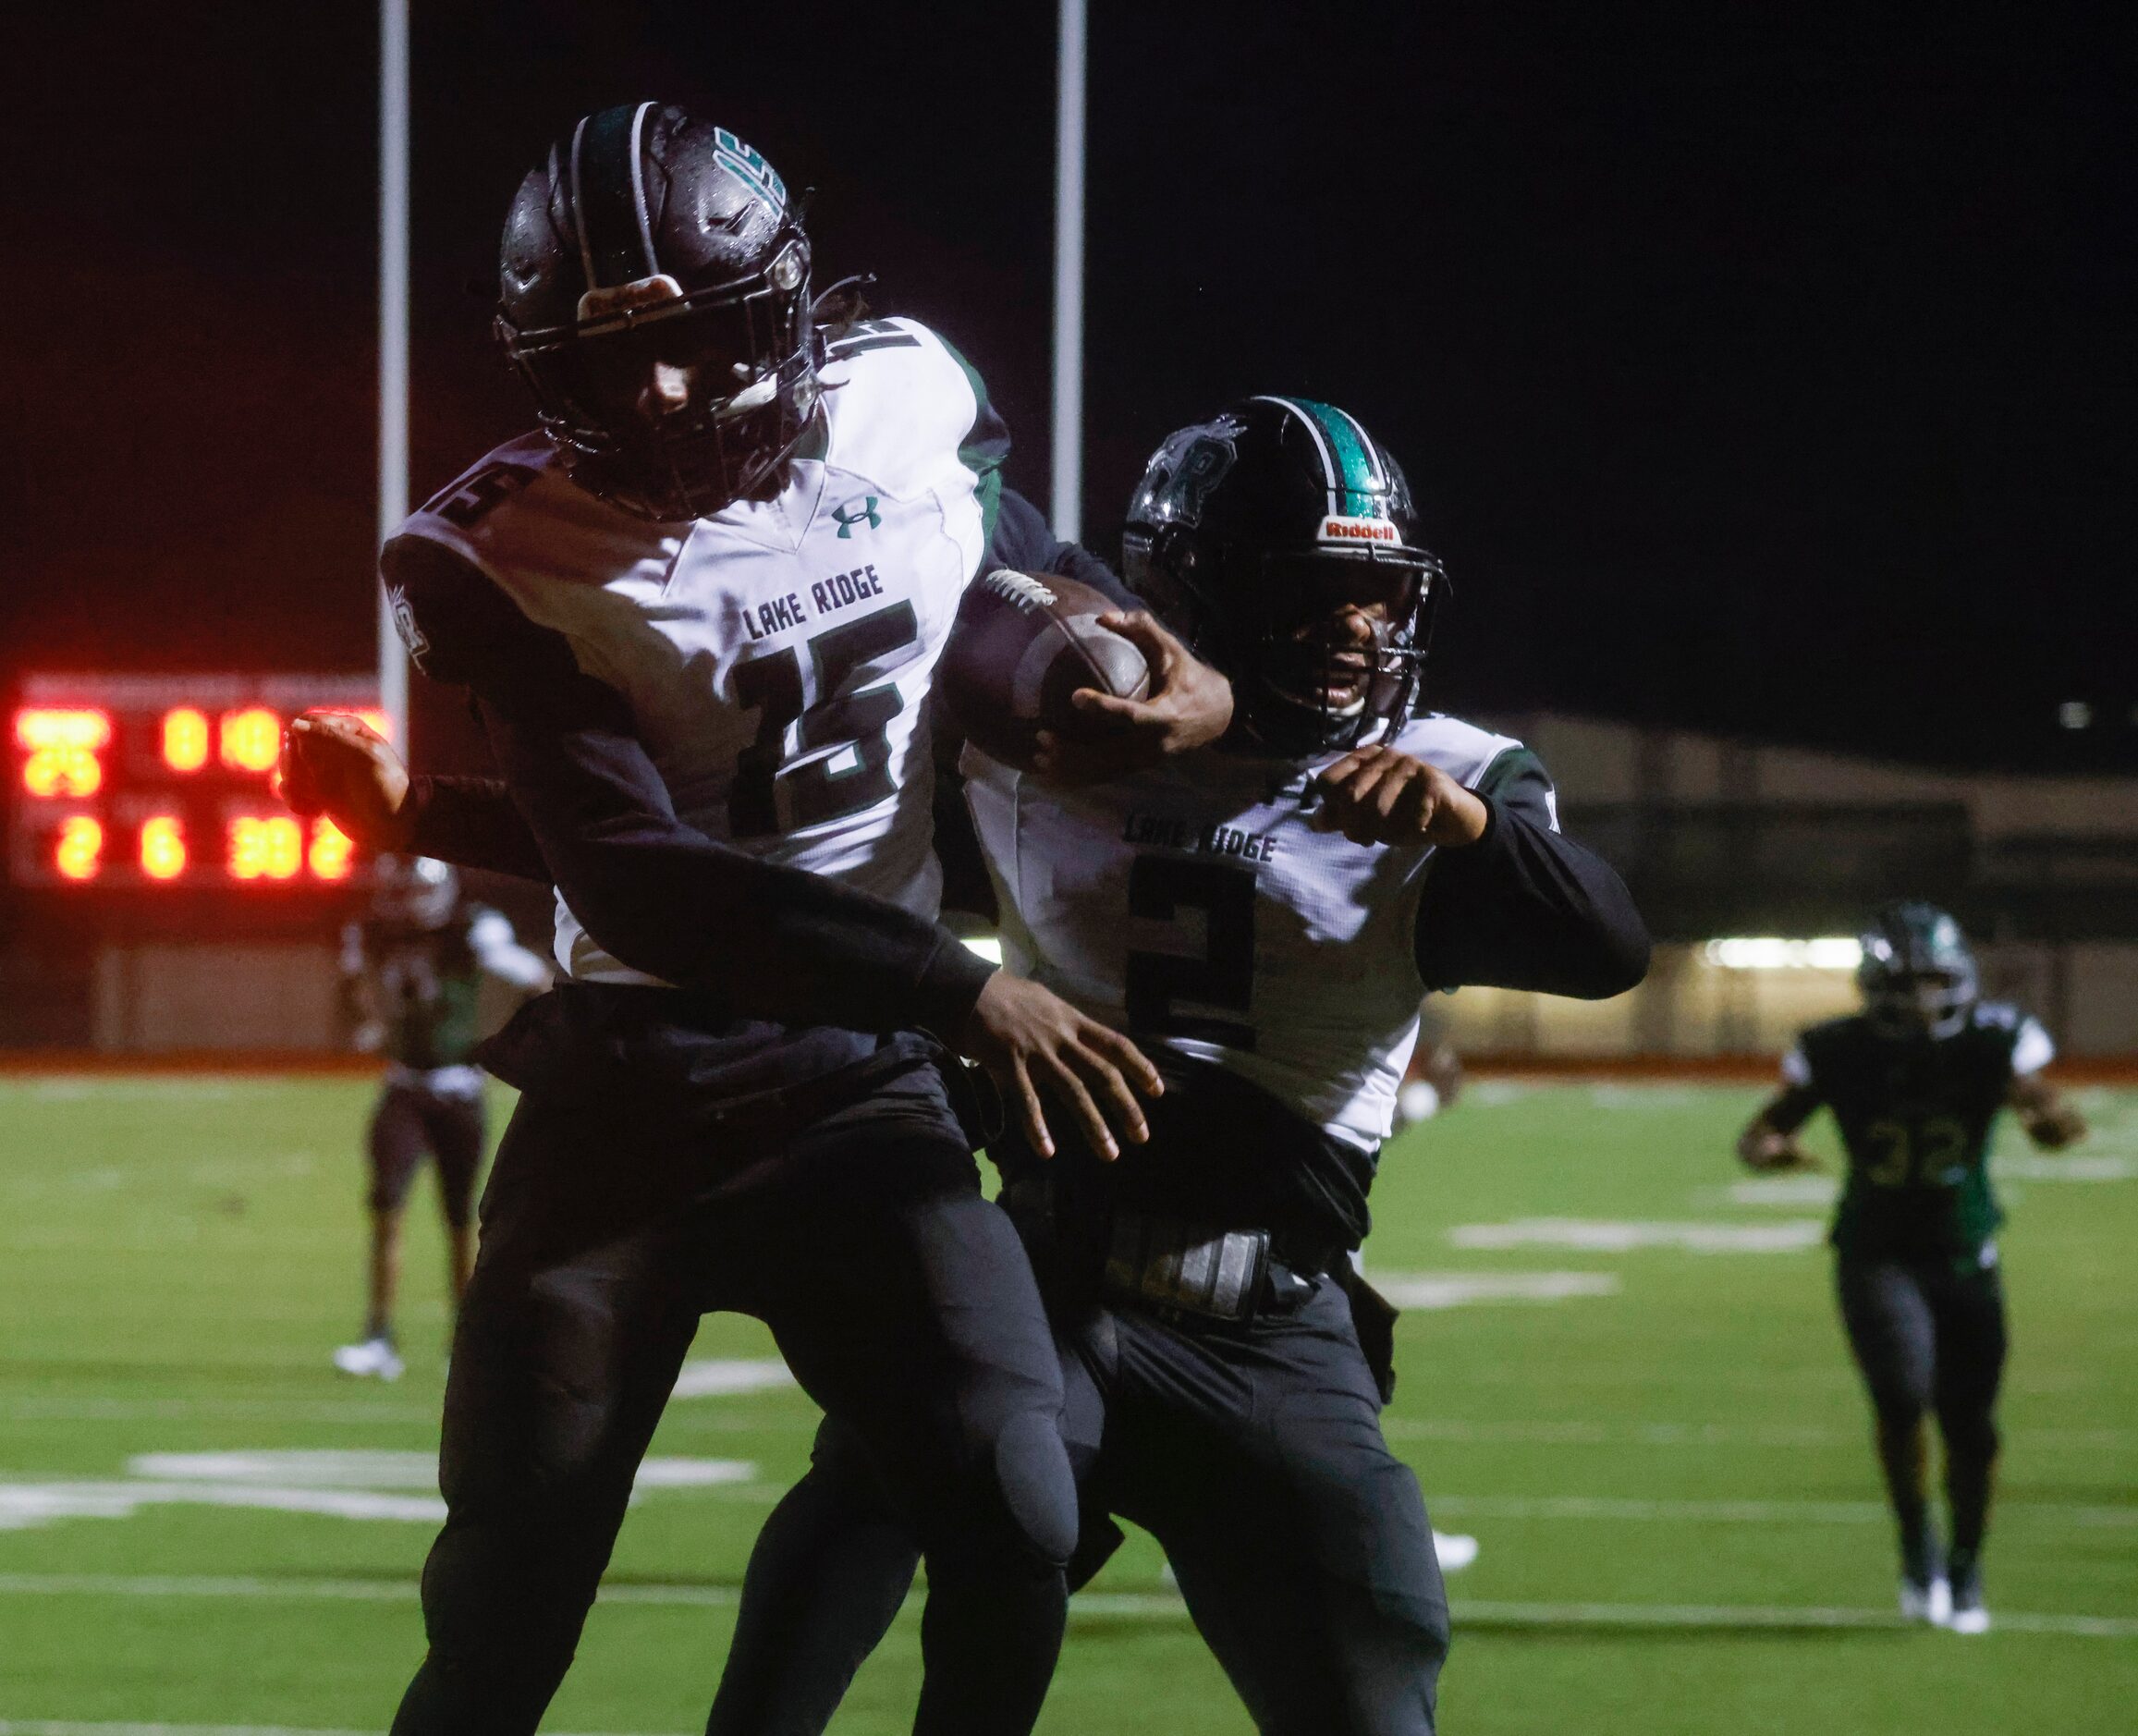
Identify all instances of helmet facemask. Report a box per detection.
[497,106,822,522]
[1238,550,1441,754]
[373,855,460,933]
[1130,530,1441,756]
[499,237,816,521]
[1121,397,1445,759]
[1856,903,1979,1040]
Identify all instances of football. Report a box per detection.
[937,568,1152,770]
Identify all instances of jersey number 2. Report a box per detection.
[1123,855,1258,1051]
[729,604,917,838]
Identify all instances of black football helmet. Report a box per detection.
[496,103,819,520]
[1122,397,1445,754]
[1858,901,1979,1039]
[372,855,461,934]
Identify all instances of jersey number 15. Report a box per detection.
[728,605,918,838]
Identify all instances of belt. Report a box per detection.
[1102,1209,1343,1324]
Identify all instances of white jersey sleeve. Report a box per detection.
[2010,1014,2055,1077]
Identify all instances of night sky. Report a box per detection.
[7,2,2132,773]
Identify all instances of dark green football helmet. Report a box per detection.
[1857,901,1977,1039]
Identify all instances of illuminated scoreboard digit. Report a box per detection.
[9,675,385,890]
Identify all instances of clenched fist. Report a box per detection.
[1309,746,1489,849]
[281,712,412,850]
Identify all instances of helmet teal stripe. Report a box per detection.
[1297,397,1385,515]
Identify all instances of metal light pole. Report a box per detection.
[377,0,410,746]
[1051,0,1087,544]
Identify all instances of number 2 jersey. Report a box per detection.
[382,317,1004,1101]
[963,719,1649,1244]
[1776,1005,2054,1265]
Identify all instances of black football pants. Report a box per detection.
[713,1275,1449,1736]
[389,1068,1076,1736]
[367,1075,487,1224]
[1836,1253,2007,1564]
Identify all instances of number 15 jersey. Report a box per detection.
[389,318,1003,985]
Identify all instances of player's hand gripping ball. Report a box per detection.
[937,569,1152,773]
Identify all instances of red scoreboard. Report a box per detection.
[10,674,383,889]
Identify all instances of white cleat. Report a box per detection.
[1434,1531,1480,1573]
[1945,1571,1990,1634]
[1398,1082,1442,1127]
[333,1336,405,1381]
[1899,1574,1951,1625]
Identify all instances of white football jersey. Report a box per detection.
[395,319,995,983]
[963,715,1530,1148]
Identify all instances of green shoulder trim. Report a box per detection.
[935,332,1007,550]
[1472,743,1546,800]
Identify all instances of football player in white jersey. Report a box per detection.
[281,104,1232,1736]
[306,396,1647,1733]
[701,397,1649,1736]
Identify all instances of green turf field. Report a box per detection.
[1,1072,2132,1734]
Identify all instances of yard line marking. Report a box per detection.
[0,1458,756,1531]
[669,1357,798,1399]
[1385,1419,2135,1449]
[1428,1495,2138,1529]
[1448,1600,2138,1638]
[1448,1218,1826,1253]
[1370,1272,1620,1309]
[0,1583,2131,1642]
[0,1398,442,1426]
[0,1724,377,1736]
[0,1726,682,1736]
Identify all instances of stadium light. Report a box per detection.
[1704,937,1863,971]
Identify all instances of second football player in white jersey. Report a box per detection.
[701,397,1647,1736]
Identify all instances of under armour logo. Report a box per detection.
[833,496,881,538]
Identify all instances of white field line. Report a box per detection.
[1427,1494,2138,1529]
[0,1457,759,1532]
[1384,1419,2135,1450]
[0,1363,801,1426]
[0,1398,443,1426]
[0,1726,675,1736]
[1448,1600,2138,1638]
[0,1583,2131,1644]
[1372,1271,1620,1309]
[1448,1218,1826,1253]
[668,1358,797,1399]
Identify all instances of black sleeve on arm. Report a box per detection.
[1761,1082,1824,1135]
[988,487,1138,608]
[401,775,549,883]
[382,536,996,1035]
[1412,748,1651,998]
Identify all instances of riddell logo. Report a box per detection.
[1317,515,1400,545]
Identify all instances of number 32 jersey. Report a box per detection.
[963,715,1531,1150]
[1783,1005,2053,1263]
[390,319,1002,984]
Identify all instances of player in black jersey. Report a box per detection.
[332,856,550,1382]
[1737,901,2087,1633]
